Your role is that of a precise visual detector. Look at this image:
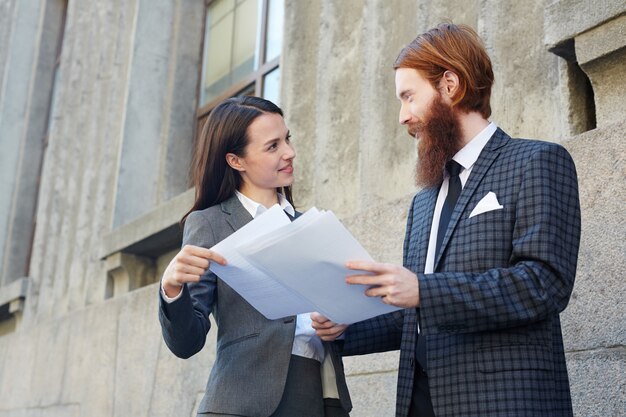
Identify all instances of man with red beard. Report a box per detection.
[312,23,581,417]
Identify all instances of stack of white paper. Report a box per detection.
[209,204,401,324]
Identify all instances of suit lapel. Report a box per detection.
[221,195,253,232]
[409,188,438,273]
[434,128,509,270]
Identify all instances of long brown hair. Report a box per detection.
[182,96,294,224]
[394,23,494,118]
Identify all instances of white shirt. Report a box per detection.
[161,191,325,363]
[424,122,497,274]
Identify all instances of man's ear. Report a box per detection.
[225,153,245,172]
[440,70,460,100]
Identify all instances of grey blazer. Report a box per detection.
[159,195,352,416]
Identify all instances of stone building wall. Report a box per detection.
[0,1,624,416]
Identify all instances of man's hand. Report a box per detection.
[162,245,227,298]
[346,260,420,308]
[310,312,348,341]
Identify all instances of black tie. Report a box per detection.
[415,161,463,372]
[435,160,463,260]
[284,210,295,222]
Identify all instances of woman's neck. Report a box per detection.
[238,185,279,208]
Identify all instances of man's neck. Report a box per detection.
[457,111,490,147]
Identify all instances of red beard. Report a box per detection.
[410,95,463,188]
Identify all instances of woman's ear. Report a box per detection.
[440,70,460,100]
[225,153,245,172]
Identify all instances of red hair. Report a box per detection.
[394,23,494,118]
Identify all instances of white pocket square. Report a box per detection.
[469,191,503,218]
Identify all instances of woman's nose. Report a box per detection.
[284,142,296,159]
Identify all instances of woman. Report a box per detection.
[158,96,352,417]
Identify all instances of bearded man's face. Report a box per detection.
[395,68,462,188]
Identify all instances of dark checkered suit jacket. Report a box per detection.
[343,129,580,417]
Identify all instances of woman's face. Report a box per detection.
[235,112,296,194]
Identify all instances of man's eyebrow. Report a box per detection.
[398,89,413,100]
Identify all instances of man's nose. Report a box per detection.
[399,104,411,125]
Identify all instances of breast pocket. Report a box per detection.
[217,332,260,353]
[452,203,515,270]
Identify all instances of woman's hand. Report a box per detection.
[162,245,227,298]
[310,312,348,341]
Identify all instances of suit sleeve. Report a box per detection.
[342,310,405,356]
[158,211,218,358]
[419,143,581,335]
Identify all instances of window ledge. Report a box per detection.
[100,189,194,260]
[0,277,29,320]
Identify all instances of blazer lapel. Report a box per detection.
[221,195,253,232]
[434,128,510,270]
[407,188,438,273]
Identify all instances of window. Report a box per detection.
[198,0,284,123]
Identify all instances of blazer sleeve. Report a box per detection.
[158,210,218,359]
[342,310,405,356]
[419,143,581,335]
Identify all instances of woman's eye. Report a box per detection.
[286,135,291,143]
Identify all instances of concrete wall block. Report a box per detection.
[0,404,79,417]
[419,0,479,28]
[567,347,626,417]
[342,194,413,265]
[105,253,156,298]
[312,1,364,217]
[281,0,322,210]
[58,300,118,415]
[580,49,626,128]
[112,285,162,417]
[0,329,38,410]
[575,13,626,65]
[574,14,626,128]
[161,0,205,202]
[113,0,176,227]
[0,409,42,417]
[357,0,419,210]
[480,0,564,141]
[344,351,400,375]
[545,0,626,48]
[29,321,71,407]
[345,371,397,417]
[150,318,217,417]
[560,121,626,351]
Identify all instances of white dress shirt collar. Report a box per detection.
[452,122,497,172]
[235,190,295,219]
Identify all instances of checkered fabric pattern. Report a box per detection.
[344,129,580,417]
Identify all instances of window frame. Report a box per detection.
[197,0,279,119]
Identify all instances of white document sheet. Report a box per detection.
[237,210,402,324]
[209,204,313,319]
